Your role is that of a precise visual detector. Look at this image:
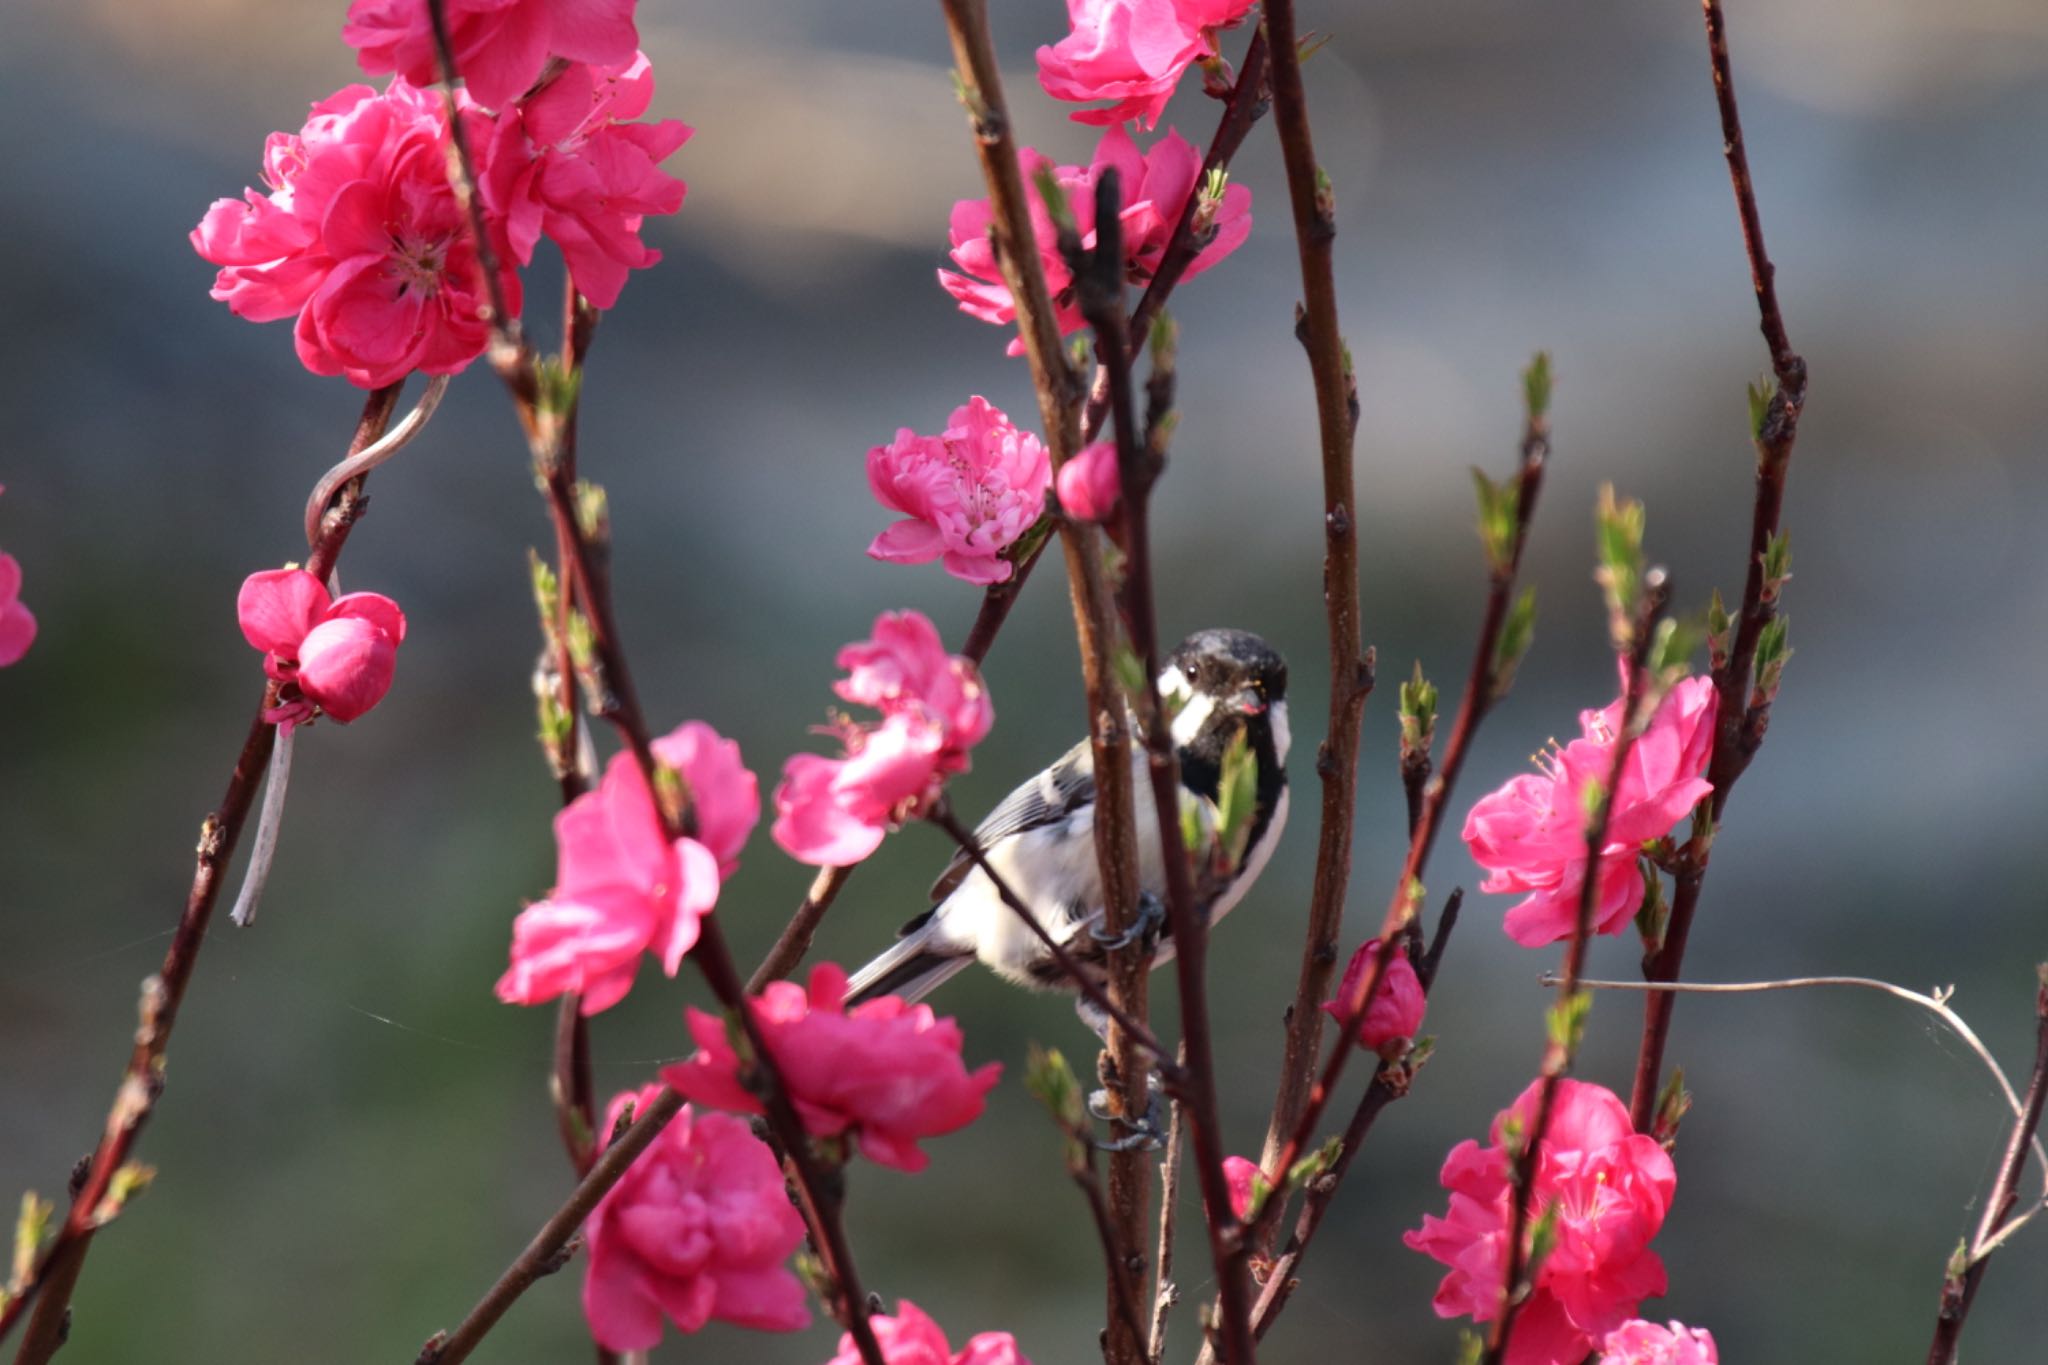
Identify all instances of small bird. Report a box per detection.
[845,628,1290,1033]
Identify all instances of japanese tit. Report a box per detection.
[845,628,1289,1031]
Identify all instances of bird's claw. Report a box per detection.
[1086,1086,1167,1152]
[1090,891,1167,952]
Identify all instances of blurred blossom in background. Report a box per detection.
[3,0,2046,1359]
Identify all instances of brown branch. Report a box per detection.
[1628,0,1809,1133]
[935,9,1158,1365]
[1253,0,1373,1206]
[1246,890,1460,1345]
[1147,1044,1188,1365]
[421,10,886,1361]
[1222,372,1547,1310]
[1926,969,2048,1365]
[1483,581,1668,1365]
[1,386,404,1360]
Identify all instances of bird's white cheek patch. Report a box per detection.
[1270,699,1291,765]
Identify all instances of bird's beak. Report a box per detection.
[1231,688,1266,716]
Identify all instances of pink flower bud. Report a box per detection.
[580,1085,810,1352]
[1057,440,1123,523]
[236,569,406,725]
[0,551,37,668]
[1321,939,1427,1055]
[1222,1155,1263,1221]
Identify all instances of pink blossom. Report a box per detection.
[1406,1078,1677,1365]
[1222,1155,1262,1220]
[939,124,1251,354]
[1597,1320,1719,1365]
[483,54,690,309]
[1322,939,1428,1055]
[498,721,759,1014]
[1036,0,1258,129]
[866,397,1050,585]
[0,552,34,668]
[772,611,993,867]
[824,1299,1031,1365]
[1056,440,1122,522]
[343,0,639,112]
[237,568,405,724]
[580,1084,810,1351]
[192,80,520,389]
[1462,667,1717,947]
[664,962,1001,1173]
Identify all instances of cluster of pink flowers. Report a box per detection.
[498,721,759,1014]
[193,0,685,388]
[580,1085,811,1352]
[867,398,1051,585]
[1322,938,1429,1056]
[940,125,1250,353]
[1597,1319,1719,1365]
[772,611,993,866]
[665,962,1001,1172]
[0,489,33,669]
[1037,0,1257,129]
[237,568,406,726]
[1463,666,1717,947]
[825,1299,1031,1365]
[1406,1079,1677,1365]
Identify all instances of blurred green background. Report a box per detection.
[4,0,2047,1360]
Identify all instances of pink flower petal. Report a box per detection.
[237,568,330,656]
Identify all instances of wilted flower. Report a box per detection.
[1322,938,1428,1055]
[1406,1078,1677,1365]
[772,611,993,866]
[483,53,690,309]
[192,79,519,389]
[664,962,1001,1172]
[867,397,1050,585]
[581,1085,811,1352]
[1036,0,1259,129]
[939,125,1250,353]
[1463,666,1716,947]
[498,721,759,1014]
[237,568,406,725]
[824,1299,1030,1365]
[343,0,640,112]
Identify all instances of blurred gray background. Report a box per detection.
[4,0,2046,1360]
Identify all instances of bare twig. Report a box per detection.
[2,386,404,1359]
[1629,0,1809,1134]
[1147,1045,1188,1365]
[1483,580,1668,1365]
[1254,0,1373,1206]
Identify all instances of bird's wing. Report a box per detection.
[927,738,1097,902]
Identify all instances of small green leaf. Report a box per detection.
[1490,586,1538,701]
[13,1192,52,1289]
[1945,1237,1970,1281]
[1286,1135,1345,1192]
[1594,484,1646,642]
[565,608,596,676]
[1652,1066,1692,1146]
[1706,588,1733,672]
[1471,468,1520,573]
[1149,311,1179,371]
[1033,165,1075,235]
[1632,858,1669,951]
[1647,614,1703,688]
[1242,1168,1275,1222]
[535,356,583,418]
[527,549,559,633]
[574,480,609,544]
[1455,1330,1486,1365]
[1546,991,1592,1057]
[1398,661,1438,757]
[1526,1200,1562,1278]
[1761,529,1793,605]
[1753,614,1792,703]
[1112,645,1148,707]
[1215,730,1258,868]
[1406,1034,1438,1070]
[1024,1043,1086,1132]
[1522,351,1552,422]
[1747,376,1776,441]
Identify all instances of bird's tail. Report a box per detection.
[845,916,974,1006]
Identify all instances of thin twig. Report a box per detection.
[1254,0,1373,1213]
[1147,1045,1188,1365]
[2,386,403,1359]
[1628,0,1810,1134]
[1484,581,1668,1365]
[926,806,1174,1071]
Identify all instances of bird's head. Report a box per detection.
[1159,629,1290,764]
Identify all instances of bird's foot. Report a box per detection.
[1086,1086,1167,1152]
[1090,891,1167,953]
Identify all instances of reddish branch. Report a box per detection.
[1627,0,1808,1133]
[0,386,405,1361]
[1925,971,2048,1364]
[1483,582,1667,1365]
[1254,0,1374,1197]
[1074,169,1260,1365]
